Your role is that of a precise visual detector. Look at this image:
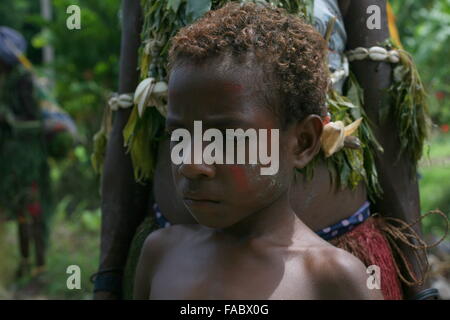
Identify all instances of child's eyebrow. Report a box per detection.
[221,82,244,93]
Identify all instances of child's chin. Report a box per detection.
[190,211,237,229]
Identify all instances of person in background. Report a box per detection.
[0,26,50,278]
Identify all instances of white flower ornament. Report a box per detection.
[321,118,363,157]
[134,77,168,117]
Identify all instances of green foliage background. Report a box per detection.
[0,0,448,298]
[392,0,450,125]
[392,0,450,235]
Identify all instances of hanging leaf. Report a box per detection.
[186,0,212,24]
[387,42,430,165]
[167,0,183,13]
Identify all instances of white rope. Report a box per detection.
[108,93,134,111]
[346,46,400,63]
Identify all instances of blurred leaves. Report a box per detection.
[31,29,54,48]
[186,0,211,23]
[392,0,450,125]
[392,1,450,233]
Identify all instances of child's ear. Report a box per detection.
[291,115,323,169]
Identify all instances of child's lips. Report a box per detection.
[182,194,220,207]
[183,197,220,203]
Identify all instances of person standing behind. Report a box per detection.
[0,26,50,278]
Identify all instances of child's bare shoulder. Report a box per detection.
[142,224,203,253]
[134,224,207,298]
[304,245,383,300]
[140,224,208,262]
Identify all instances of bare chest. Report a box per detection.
[149,248,315,300]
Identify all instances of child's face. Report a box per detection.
[167,61,301,228]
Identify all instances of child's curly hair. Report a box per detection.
[168,1,328,126]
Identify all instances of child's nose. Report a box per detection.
[178,162,216,180]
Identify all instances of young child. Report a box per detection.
[133,2,382,300]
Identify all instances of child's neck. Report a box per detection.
[219,190,309,245]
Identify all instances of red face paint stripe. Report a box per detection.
[229,165,249,191]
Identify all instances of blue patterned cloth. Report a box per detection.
[152,201,371,241]
[153,203,172,229]
[0,26,27,66]
[316,201,371,240]
[313,0,348,93]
